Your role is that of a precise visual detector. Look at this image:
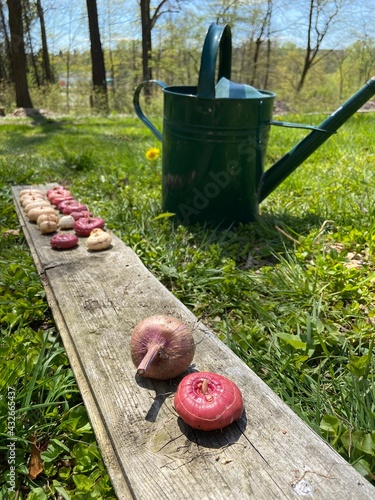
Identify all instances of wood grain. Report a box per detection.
[12,185,375,499]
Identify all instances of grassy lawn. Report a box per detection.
[1,111,374,497]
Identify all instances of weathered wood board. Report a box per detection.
[13,185,375,500]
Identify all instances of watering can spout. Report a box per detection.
[259,77,375,202]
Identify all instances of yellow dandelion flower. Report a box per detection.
[145,147,160,161]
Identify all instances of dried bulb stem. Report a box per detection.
[202,379,208,395]
[137,342,162,376]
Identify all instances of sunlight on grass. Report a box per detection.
[1,113,374,494]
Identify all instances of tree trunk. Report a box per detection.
[140,0,153,94]
[296,0,341,92]
[297,47,312,93]
[6,0,33,108]
[251,38,262,86]
[132,40,138,85]
[36,0,54,83]
[263,37,271,90]
[140,0,179,96]
[66,49,71,114]
[24,1,41,87]
[86,0,108,113]
[251,0,273,87]
[0,0,11,81]
[263,0,273,90]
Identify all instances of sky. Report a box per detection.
[41,0,374,54]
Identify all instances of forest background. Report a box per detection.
[2,0,375,117]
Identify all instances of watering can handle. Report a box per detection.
[133,80,167,141]
[197,23,232,99]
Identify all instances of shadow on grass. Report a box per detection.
[173,210,325,269]
[0,113,144,157]
[0,113,67,154]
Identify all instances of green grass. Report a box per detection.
[1,112,374,496]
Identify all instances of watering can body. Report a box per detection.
[134,23,375,225]
[157,84,274,224]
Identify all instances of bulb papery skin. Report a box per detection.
[51,195,74,207]
[130,315,195,380]
[59,215,75,229]
[50,233,79,249]
[70,210,93,221]
[21,194,45,206]
[20,189,44,198]
[174,372,244,431]
[86,228,112,250]
[74,217,105,236]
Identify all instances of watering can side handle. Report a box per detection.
[270,120,336,134]
[133,80,167,142]
[197,23,232,99]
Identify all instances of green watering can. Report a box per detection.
[134,22,375,225]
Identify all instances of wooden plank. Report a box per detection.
[13,185,375,500]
